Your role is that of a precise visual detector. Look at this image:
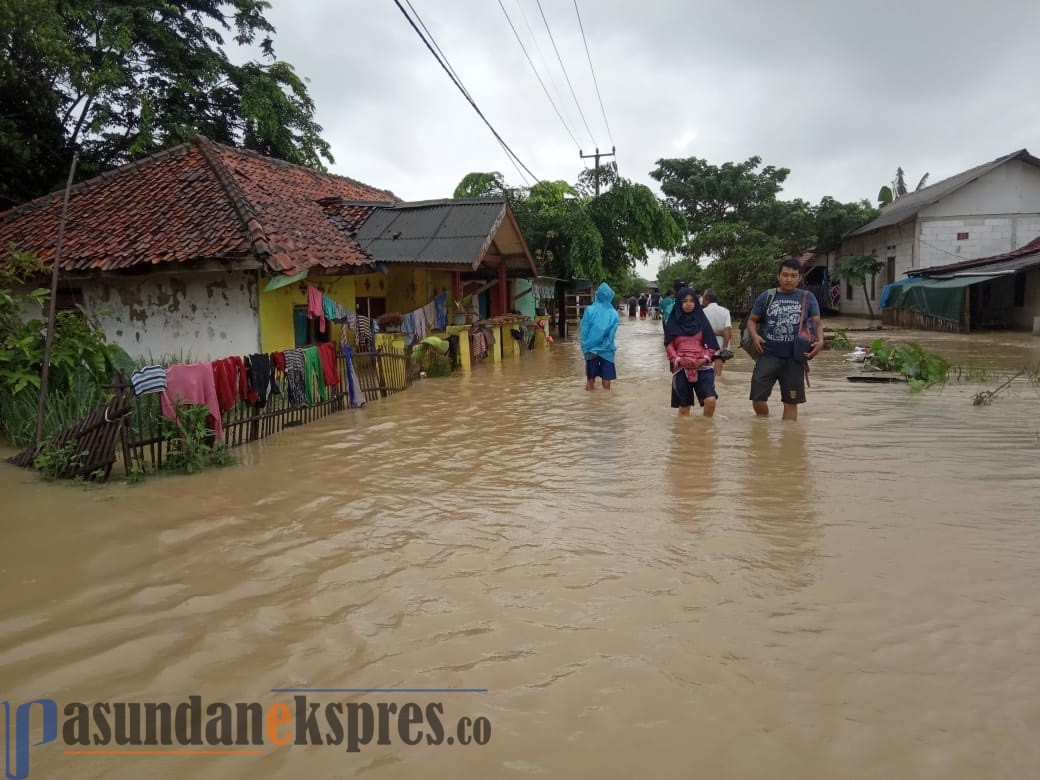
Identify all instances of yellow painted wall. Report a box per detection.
[259,274,357,353]
[259,269,458,353]
[385,267,453,317]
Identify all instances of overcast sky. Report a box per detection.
[258,0,1040,276]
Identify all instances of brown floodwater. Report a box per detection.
[2,317,1040,779]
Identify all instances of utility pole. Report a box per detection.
[579,146,616,196]
[35,151,79,449]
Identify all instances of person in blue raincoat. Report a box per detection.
[580,282,620,391]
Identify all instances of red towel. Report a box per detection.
[211,356,251,411]
[318,342,340,387]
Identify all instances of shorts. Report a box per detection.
[585,355,617,381]
[750,353,806,405]
[671,368,717,408]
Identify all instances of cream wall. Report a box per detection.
[82,270,259,362]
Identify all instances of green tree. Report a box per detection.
[814,196,879,252]
[650,155,790,238]
[0,0,332,205]
[878,167,929,206]
[453,171,510,199]
[0,0,74,206]
[656,255,703,295]
[648,155,805,304]
[834,255,884,317]
[464,168,683,286]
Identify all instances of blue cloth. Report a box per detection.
[671,366,717,408]
[402,312,416,346]
[434,292,448,330]
[879,277,917,309]
[130,365,167,396]
[659,296,676,322]
[322,294,338,323]
[751,289,820,360]
[341,345,366,408]
[579,282,620,364]
[585,355,617,381]
[664,288,719,351]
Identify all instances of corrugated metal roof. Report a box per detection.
[355,199,509,265]
[848,149,1040,237]
[909,236,1040,277]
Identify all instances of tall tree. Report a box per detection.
[649,155,801,304]
[650,155,790,236]
[0,0,332,206]
[878,167,929,206]
[452,172,510,199]
[814,196,879,252]
[460,169,684,288]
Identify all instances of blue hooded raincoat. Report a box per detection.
[580,282,620,364]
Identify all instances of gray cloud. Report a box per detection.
[260,0,1040,271]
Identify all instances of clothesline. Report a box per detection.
[128,343,366,442]
[305,284,448,347]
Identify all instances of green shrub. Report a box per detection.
[161,401,236,474]
[869,338,950,387]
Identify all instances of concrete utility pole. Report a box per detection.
[579,146,616,196]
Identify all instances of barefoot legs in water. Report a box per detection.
[752,401,798,421]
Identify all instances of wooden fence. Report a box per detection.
[119,347,414,476]
[7,380,135,482]
[882,308,965,333]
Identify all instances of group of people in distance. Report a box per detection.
[625,290,662,319]
[579,259,824,421]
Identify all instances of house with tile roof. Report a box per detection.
[835,149,1040,318]
[0,136,536,359]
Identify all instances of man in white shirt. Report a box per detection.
[701,289,733,375]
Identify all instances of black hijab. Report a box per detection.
[663,288,720,350]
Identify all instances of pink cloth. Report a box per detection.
[307,285,326,333]
[665,334,716,381]
[161,363,224,442]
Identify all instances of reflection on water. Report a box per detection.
[1,317,1039,778]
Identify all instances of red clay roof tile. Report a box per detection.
[0,136,397,275]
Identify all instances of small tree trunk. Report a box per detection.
[862,283,875,318]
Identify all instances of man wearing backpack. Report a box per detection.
[745,260,823,421]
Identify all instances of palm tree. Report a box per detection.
[878,167,930,206]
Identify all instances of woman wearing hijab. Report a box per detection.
[580,282,620,391]
[664,287,721,416]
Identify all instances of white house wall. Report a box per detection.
[920,159,1040,217]
[837,223,915,316]
[917,160,1040,267]
[81,270,260,362]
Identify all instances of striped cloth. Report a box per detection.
[283,348,307,408]
[356,315,373,352]
[130,365,167,396]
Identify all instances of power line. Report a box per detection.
[404,0,472,102]
[573,0,615,149]
[497,0,582,151]
[534,0,597,149]
[514,0,573,127]
[393,0,539,185]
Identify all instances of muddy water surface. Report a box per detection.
[2,317,1040,779]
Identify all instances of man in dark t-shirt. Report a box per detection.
[746,259,823,421]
